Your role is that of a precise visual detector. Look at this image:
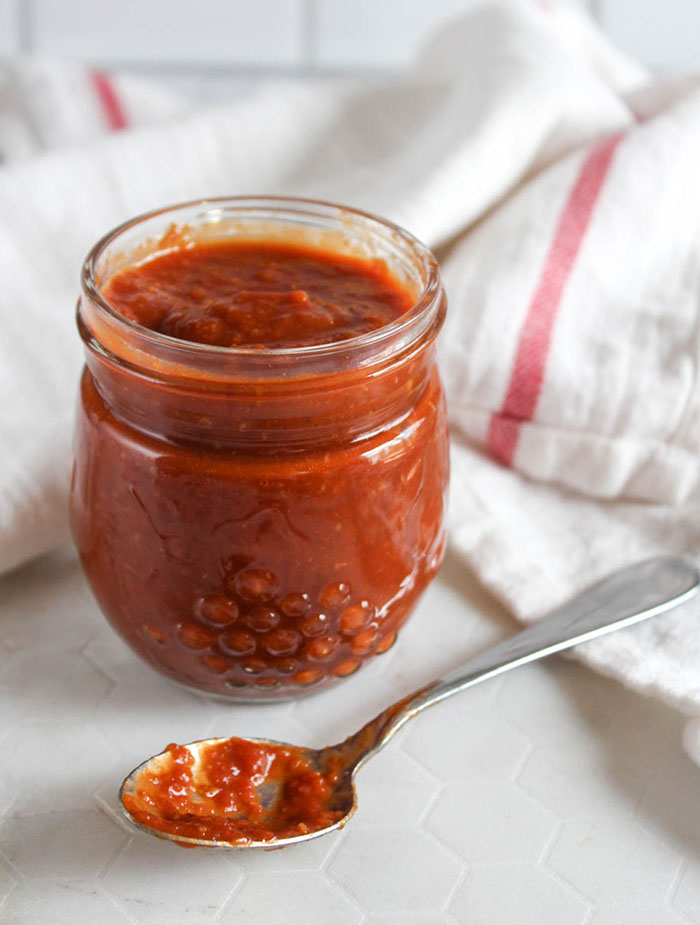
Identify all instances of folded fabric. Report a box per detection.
[2,0,700,761]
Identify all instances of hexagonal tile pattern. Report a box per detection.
[0,747,15,817]
[547,815,682,908]
[3,552,700,923]
[673,862,700,923]
[589,906,691,925]
[82,627,152,685]
[1,810,126,880]
[352,745,438,826]
[518,744,646,819]
[365,916,448,925]
[0,554,92,654]
[639,751,700,851]
[0,646,112,728]
[219,872,361,925]
[96,674,220,763]
[101,836,242,924]
[495,659,615,747]
[3,881,131,925]
[403,705,530,781]
[0,855,17,902]
[327,826,460,914]
[426,778,558,863]
[450,865,589,924]
[3,721,120,814]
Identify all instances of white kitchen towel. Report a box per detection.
[3,0,700,760]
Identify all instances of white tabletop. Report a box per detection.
[1,547,699,924]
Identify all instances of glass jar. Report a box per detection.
[70,197,449,701]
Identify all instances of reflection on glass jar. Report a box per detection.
[70,197,449,701]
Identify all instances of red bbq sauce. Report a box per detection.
[122,738,345,845]
[102,241,413,347]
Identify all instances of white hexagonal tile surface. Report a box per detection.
[2,550,700,924]
[589,906,690,925]
[3,721,120,814]
[327,825,461,914]
[2,881,131,925]
[673,862,700,922]
[101,837,242,924]
[426,778,558,863]
[402,705,530,781]
[2,809,126,880]
[364,916,448,925]
[450,865,589,924]
[352,740,439,826]
[517,744,647,820]
[547,815,683,908]
[0,855,17,902]
[219,872,362,925]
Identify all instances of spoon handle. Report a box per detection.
[354,557,699,762]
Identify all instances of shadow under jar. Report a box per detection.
[71,197,449,701]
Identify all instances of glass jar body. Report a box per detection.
[70,197,449,701]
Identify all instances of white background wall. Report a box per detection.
[0,0,698,80]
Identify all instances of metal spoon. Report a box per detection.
[120,556,699,849]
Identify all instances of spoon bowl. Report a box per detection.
[120,736,357,849]
[120,557,699,849]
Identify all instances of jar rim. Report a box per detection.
[80,195,444,372]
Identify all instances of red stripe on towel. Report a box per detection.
[486,134,622,466]
[90,69,128,131]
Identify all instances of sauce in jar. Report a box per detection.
[102,240,413,347]
[71,197,449,700]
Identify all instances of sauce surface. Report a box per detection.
[103,241,413,348]
[123,738,344,845]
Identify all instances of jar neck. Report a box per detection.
[77,195,447,451]
[81,317,442,452]
[77,197,447,450]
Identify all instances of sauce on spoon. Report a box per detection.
[122,737,346,845]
